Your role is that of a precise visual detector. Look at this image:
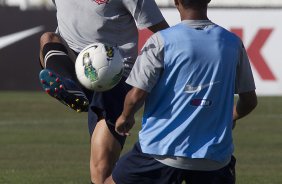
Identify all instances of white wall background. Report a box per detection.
[156,0,282,7]
[1,0,53,9]
[2,0,282,9]
[1,1,281,95]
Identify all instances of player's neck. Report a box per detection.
[180,8,208,21]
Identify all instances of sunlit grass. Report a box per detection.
[0,92,281,183]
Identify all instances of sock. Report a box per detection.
[42,42,77,82]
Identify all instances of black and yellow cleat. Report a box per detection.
[39,69,89,112]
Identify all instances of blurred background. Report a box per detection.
[0,0,282,184]
[0,0,282,94]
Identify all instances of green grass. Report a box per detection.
[0,92,282,184]
[233,97,282,184]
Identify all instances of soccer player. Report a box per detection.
[106,0,257,183]
[38,0,169,183]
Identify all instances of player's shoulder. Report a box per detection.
[213,24,242,44]
[141,32,165,53]
[217,25,240,38]
[157,23,181,37]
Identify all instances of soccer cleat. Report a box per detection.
[39,69,89,112]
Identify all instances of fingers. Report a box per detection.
[115,122,132,136]
[115,115,135,136]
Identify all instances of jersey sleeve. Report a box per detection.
[126,32,164,92]
[235,42,256,94]
[122,0,165,29]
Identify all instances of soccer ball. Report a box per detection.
[75,43,124,92]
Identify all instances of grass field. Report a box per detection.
[0,92,282,184]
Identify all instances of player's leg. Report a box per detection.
[39,32,77,74]
[88,77,131,184]
[38,32,89,112]
[90,119,122,184]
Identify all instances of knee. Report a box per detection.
[90,160,112,184]
[40,32,61,47]
[90,160,111,175]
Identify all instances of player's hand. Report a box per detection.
[115,114,135,136]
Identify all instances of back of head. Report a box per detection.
[180,0,211,9]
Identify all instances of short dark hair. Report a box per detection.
[181,0,211,8]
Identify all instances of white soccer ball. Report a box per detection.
[75,43,124,92]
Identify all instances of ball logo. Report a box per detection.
[105,45,114,58]
[93,0,109,5]
[82,52,98,82]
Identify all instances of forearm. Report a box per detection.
[233,91,257,121]
[233,101,251,121]
[121,87,147,118]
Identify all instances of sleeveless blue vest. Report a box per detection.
[139,22,241,163]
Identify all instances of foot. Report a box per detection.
[39,69,89,112]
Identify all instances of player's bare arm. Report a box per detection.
[115,87,148,136]
[233,90,257,127]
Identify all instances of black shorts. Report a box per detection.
[112,142,236,184]
[84,77,132,147]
